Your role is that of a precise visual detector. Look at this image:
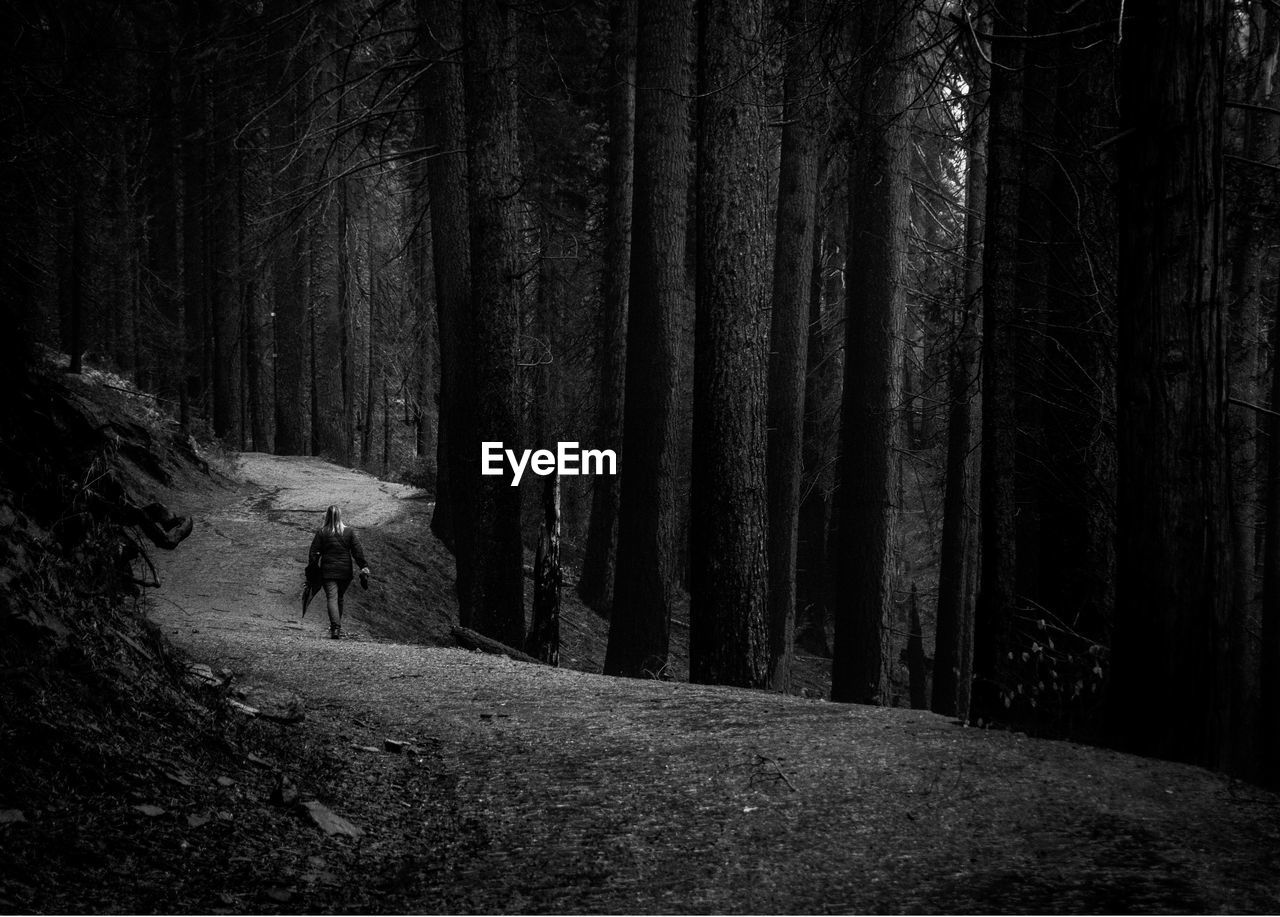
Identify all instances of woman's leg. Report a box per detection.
[323,581,341,628]
[337,579,351,620]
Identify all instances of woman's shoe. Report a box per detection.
[330,625,342,640]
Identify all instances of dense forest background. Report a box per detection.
[1,0,1277,783]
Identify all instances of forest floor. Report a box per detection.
[75,451,1275,914]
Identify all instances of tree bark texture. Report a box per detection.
[142,53,181,403]
[528,473,562,666]
[1110,0,1232,768]
[603,0,694,680]
[408,117,436,468]
[462,0,526,648]
[179,53,208,431]
[578,0,637,617]
[933,25,987,719]
[269,0,310,456]
[832,0,913,705]
[907,585,928,709]
[362,200,375,466]
[796,202,842,658]
[1262,283,1280,782]
[688,0,772,689]
[68,191,84,375]
[766,0,822,693]
[209,59,239,442]
[419,0,477,620]
[1225,5,1279,777]
[336,156,354,466]
[972,0,1026,722]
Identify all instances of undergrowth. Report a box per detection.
[0,357,347,911]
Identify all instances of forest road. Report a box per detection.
[149,453,1280,914]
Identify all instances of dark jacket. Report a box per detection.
[308,526,368,582]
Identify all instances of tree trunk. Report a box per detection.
[209,71,238,442]
[933,21,987,720]
[461,0,526,648]
[408,120,436,468]
[143,54,181,402]
[310,271,321,456]
[110,129,137,377]
[958,509,980,721]
[336,186,353,465]
[383,366,391,479]
[528,473,562,665]
[236,143,261,452]
[689,0,772,689]
[180,55,207,431]
[578,0,637,617]
[269,0,309,456]
[1110,0,1231,768]
[1261,280,1280,782]
[419,0,473,588]
[972,0,1026,722]
[796,203,840,657]
[1225,6,1279,777]
[603,0,694,679]
[907,585,928,710]
[363,199,378,467]
[245,274,266,450]
[831,0,913,705]
[765,0,822,693]
[334,15,355,467]
[68,191,84,374]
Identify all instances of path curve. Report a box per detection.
[149,453,1280,913]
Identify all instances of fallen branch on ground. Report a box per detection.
[450,626,547,666]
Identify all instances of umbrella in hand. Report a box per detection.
[302,563,321,618]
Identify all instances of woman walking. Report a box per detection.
[307,505,371,639]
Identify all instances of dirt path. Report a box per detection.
[148,453,1280,914]
[152,454,431,646]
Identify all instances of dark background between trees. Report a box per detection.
[2,0,1277,782]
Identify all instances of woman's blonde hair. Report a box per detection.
[323,505,346,535]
